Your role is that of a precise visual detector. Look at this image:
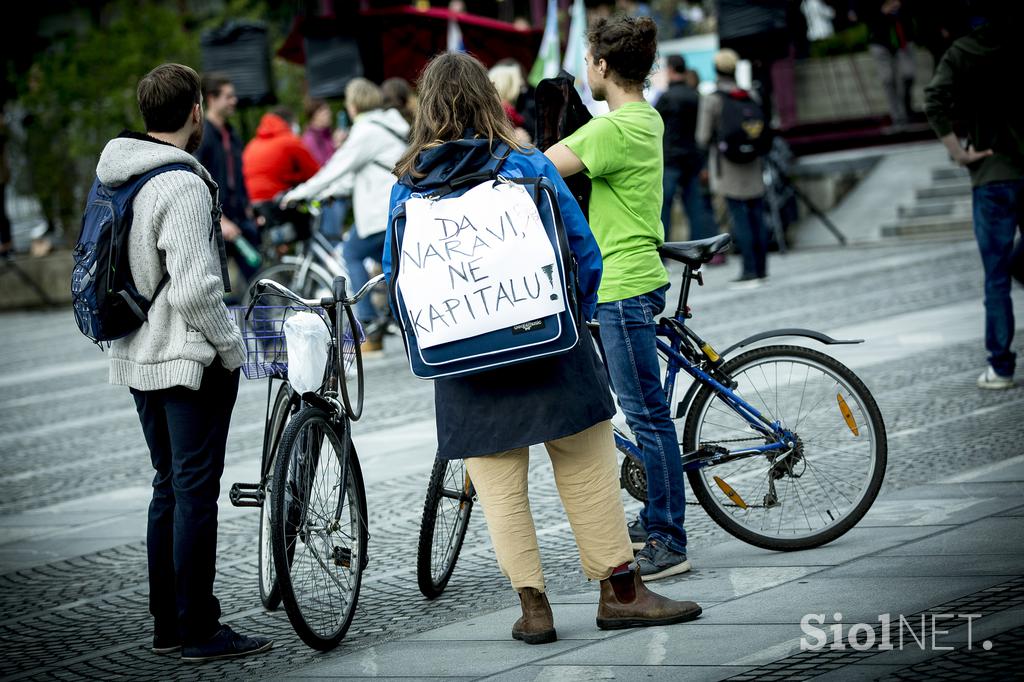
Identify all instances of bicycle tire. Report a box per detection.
[683,344,886,551]
[259,382,293,610]
[416,457,475,599]
[271,406,368,650]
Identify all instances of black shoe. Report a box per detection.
[181,625,273,663]
[152,634,181,656]
[627,515,647,550]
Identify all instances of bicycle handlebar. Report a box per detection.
[245,273,386,319]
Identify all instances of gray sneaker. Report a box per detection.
[633,539,691,582]
[627,515,647,550]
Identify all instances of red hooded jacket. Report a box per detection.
[242,113,321,202]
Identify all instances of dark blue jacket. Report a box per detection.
[195,119,250,225]
[384,139,615,459]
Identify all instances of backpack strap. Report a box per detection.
[118,163,217,306]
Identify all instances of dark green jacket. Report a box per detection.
[924,25,1024,186]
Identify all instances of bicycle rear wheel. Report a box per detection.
[271,406,368,650]
[683,344,886,551]
[259,382,294,610]
[416,457,475,599]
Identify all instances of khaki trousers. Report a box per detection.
[464,420,634,592]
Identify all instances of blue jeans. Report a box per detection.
[596,285,688,554]
[342,229,387,323]
[662,162,717,243]
[727,197,768,278]
[131,365,239,644]
[973,179,1024,377]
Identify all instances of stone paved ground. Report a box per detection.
[0,237,1022,680]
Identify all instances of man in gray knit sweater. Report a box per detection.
[101,63,271,662]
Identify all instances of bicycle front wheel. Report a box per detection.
[416,457,475,599]
[259,382,294,611]
[272,406,368,650]
[683,344,886,551]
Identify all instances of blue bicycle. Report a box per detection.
[416,235,887,597]
[612,235,886,551]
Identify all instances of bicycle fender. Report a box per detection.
[720,328,863,359]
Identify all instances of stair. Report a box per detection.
[881,166,973,239]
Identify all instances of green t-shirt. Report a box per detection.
[563,101,668,303]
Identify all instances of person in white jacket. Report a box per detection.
[283,78,409,350]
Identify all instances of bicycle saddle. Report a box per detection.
[658,234,733,268]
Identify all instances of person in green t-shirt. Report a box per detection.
[546,14,693,582]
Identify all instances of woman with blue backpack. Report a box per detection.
[383,52,700,644]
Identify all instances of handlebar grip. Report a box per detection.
[332,276,348,306]
[244,282,262,320]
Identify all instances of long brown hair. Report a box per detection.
[394,52,525,179]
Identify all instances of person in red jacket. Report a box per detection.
[242,107,320,203]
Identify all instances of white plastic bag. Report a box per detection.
[284,312,331,395]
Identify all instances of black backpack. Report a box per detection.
[715,88,771,164]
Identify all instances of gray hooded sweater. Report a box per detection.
[98,134,245,391]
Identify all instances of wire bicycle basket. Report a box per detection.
[229,306,363,382]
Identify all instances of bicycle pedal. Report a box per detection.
[332,546,352,568]
[229,482,264,508]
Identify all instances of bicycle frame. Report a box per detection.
[611,264,799,473]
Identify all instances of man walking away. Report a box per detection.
[696,49,770,286]
[925,4,1024,390]
[656,54,717,244]
[546,15,691,581]
[101,63,271,661]
[195,73,260,288]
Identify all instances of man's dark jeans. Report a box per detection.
[973,179,1024,377]
[662,162,717,243]
[726,197,768,279]
[342,230,387,323]
[131,364,240,645]
[596,285,688,554]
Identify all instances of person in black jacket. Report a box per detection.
[656,54,717,243]
[195,73,260,287]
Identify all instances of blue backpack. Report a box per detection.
[71,163,195,343]
[387,145,581,380]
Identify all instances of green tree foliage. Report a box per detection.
[13,0,304,240]
[15,1,201,235]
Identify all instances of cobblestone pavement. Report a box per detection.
[0,238,1022,680]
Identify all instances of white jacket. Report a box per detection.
[284,108,409,238]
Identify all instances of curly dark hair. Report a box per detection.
[588,15,658,89]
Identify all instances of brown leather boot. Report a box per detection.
[597,567,701,630]
[512,587,557,644]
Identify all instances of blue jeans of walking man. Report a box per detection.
[596,285,688,555]
[727,197,768,279]
[973,179,1023,378]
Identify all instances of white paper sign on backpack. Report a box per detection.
[398,180,566,349]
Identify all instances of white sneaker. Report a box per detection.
[977,366,1014,390]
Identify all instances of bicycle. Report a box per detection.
[229,273,383,649]
[416,234,886,598]
[249,199,349,305]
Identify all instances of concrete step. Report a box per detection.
[0,251,74,309]
[931,166,970,182]
[881,215,973,239]
[898,196,973,219]
[917,180,972,200]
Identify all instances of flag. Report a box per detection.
[447,14,465,52]
[528,0,561,86]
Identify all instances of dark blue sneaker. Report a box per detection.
[627,515,647,550]
[181,625,273,663]
[632,538,691,582]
